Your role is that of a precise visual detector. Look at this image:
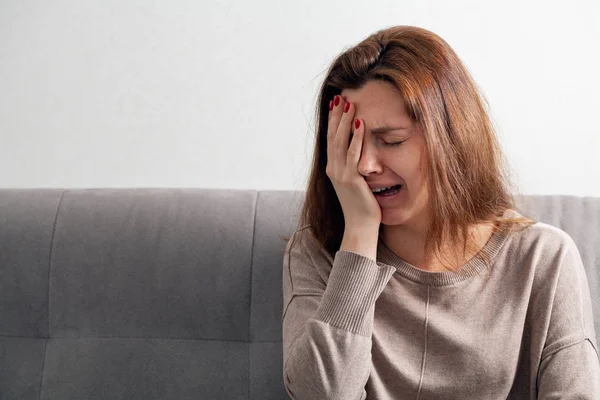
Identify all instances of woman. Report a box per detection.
[282,25,600,399]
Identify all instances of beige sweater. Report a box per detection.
[282,210,600,399]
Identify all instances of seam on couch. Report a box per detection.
[47,190,65,338]
[0,334,282,342]
[248,190,259,399]
[37,339,48,400]
[39,189,66,400]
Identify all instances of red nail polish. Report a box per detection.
[334,96,340,106]
[329,100,333,111]
[355,119,360,129]
[344,102,350,113]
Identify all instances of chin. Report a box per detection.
[381,208,410,227]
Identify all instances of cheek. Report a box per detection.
[416,147,425,170]
[417,149,428,179]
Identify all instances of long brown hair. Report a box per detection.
[283,25,534,271]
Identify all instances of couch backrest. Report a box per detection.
[0,189,598,399]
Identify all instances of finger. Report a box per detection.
[334,98,355,164]
[327,95,342,141]
[347,118,363,169]
[327,95,343,168]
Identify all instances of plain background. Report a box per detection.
[1,0,598,195]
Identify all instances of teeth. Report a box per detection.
[372,185,396,193]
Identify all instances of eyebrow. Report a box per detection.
[369,126,410,135]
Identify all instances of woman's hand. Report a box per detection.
[326,95,382,231]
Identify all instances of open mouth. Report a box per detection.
[373,184,401,197]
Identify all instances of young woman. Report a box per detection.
[282,25,599,399]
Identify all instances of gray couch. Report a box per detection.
[0,188,598,399]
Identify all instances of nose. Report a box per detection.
[357,137,383,177]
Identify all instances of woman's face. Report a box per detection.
[340,80,429,229]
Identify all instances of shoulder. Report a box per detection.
[286,226,333,260]
[498,213,585,290]
[512,223,598,357]
[505,214,579,259]
[502,213,596,347]
[284,226,335,280]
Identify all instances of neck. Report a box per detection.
[381,221,495,272]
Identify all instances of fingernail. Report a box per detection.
[334,95,341,107]
[329,100,333,111]
[344,101,350,113]
[355,119,361,129]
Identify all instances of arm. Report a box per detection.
[538,339,599,398]
[537,236,600,398]
[282,229,396,399]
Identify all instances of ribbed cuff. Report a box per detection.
[314,250,396,336]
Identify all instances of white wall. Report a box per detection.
[1,0,598,195]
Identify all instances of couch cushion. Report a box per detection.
[0,337,46,399]
[39,338,248,400]
[49,189,255,340]
[0,189,62,337]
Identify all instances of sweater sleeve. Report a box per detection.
[538,339,600,399]
[281,229,396,400]
[537,235,600,398]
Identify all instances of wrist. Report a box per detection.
[340,225,380,261]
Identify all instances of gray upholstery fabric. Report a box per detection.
[0,189,598,399]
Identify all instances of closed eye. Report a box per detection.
[347,134,406,147]
[383,140,405,147]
